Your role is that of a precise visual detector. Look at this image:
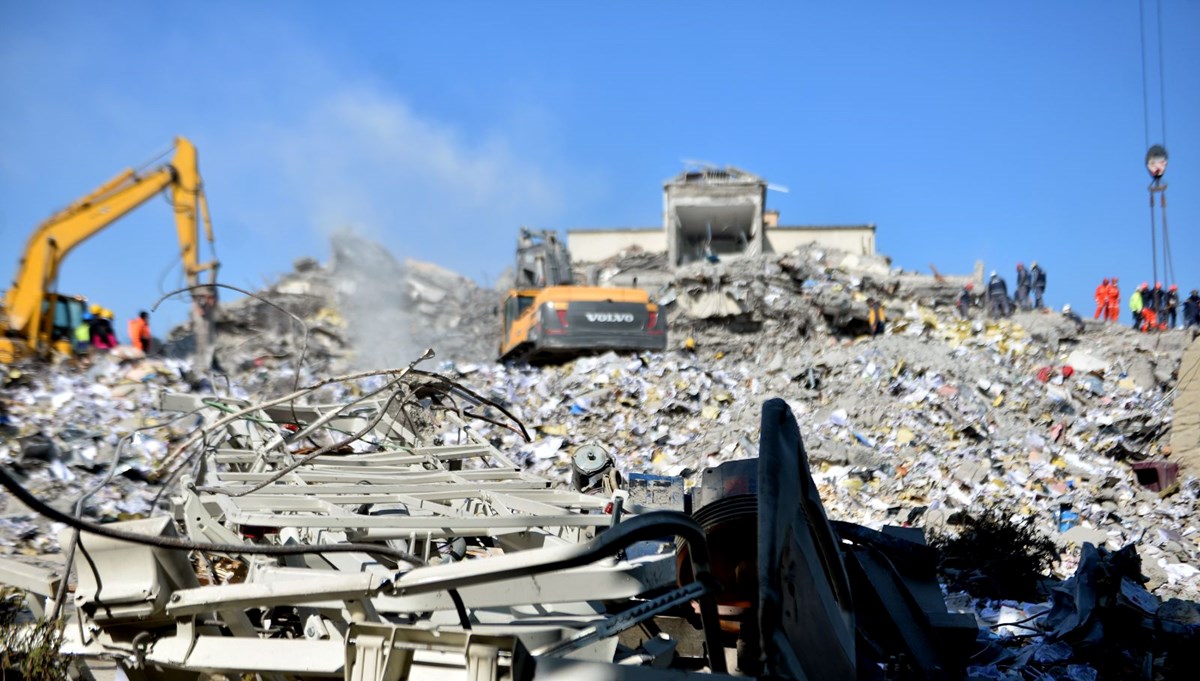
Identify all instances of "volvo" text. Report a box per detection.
[584,312,635,323]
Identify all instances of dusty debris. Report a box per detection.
[2,235,1197,679]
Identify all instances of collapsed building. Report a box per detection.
[567,165,876,267]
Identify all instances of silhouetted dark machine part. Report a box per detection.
[677,459,761,669]
[678,399,981,680]
[677,399,858,678]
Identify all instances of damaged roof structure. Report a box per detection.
[567,164,875,267]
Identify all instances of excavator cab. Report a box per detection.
[501,293,537,339]
[45,294,88,355]
[1,292,86,361]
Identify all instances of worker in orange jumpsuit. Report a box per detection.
[1106,278,1121,322]
[127,311,152,353]
[1094,279,1110,320]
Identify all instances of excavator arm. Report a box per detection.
[2,137,219,358]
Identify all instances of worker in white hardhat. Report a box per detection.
[1061,303,1084,333]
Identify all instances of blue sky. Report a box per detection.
[2,1,1197,334]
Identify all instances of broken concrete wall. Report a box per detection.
[665,167,765,266]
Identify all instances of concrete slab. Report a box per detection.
[1169,336,1200,472]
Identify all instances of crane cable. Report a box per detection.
[1139,0,1174,289]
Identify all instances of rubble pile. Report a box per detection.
[0,357,198,556]
[451,323,1197,591]
[1,236,1197,679]
[653,244,975,354]
[328,232,496,369]
[163,256,347,395]
[430,245,1198,601]
[164,232,498,395]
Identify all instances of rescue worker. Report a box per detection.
[1165,285,1180,329]
[1015,263,1030,311]
[1062,304,1085,334]
[128,311,151,353]
[986,270,1010,318]
[867,298,886,336]
[1184,289,1200,329]
[1130,284,1146,329]
[88,308,113,351]
[73,313,92,355]
[956,283,974,319]
[99,309,118,348]
[1029,261,1047,309]
[1106,278,1121,322]
[1094,278,1110,320]
[1142,285,1160,332]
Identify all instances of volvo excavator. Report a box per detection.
[499,228,666,362]
[0,137,219,363]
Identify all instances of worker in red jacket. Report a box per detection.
[1094,279,1110,320]
[1106,278,1121,322]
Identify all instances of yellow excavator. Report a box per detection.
[0,137,219,363]
[499,228,666,362]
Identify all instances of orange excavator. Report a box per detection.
[498,228,666,363]
[0,137,219,363]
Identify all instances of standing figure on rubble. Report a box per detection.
[100,309,119,347]
[1014,263,1031,310]
[1141,285,1160,332]
[986,270,1010,318]
[1184,289,1200,329]
[89,308,117,351]
[1094,278,1110,320]
[73,311,92,355]
[1130,284,1145,328]
[1151,283,1166,330]
[867,298,886,336]
[1106,278,1121,322]
[956,283,974,319]
[1029,261,1047,309]
[128,311,152,354]
[1165,285,1180,329]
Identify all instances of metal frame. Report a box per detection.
[24,388,729,679]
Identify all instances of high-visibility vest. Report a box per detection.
[1130,291,1143,313]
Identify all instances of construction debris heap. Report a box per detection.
[1,233,1198,679]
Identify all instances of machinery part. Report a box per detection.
[758,397,856,680]
[0,466,428,565]
[572,443,614,492]
[388,509,727,674]
[530,580,709,658]
[677,459,760,672]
